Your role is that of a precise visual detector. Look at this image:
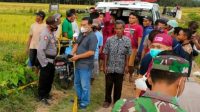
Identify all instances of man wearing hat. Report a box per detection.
[26,11,46,69]
[113,55,189,112]
[53,13,62,40]
[136,16,154,65]
[167,20,178,35]
[135,33,173,97]
[37,16,59,105]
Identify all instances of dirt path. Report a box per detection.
[36,87,68,112]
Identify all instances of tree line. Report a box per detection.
[0,0,200,7]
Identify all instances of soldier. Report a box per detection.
[112,55,189,112]
[37,16,59,105]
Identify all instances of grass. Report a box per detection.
[50,74,105,112]
[0,88,37,112]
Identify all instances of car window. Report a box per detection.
[139,10,152,17]
[119,9,152,17]
[122,10,132,16]
[156,11,160,19]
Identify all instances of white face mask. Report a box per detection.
[135,76,148,91]
[80,27,88,33]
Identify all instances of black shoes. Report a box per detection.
[40,98,50,105]
[102,102,111,108]
[37,96,50,106]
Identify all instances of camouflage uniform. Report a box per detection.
[112,55,189,112]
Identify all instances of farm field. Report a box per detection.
[0,2,200,112]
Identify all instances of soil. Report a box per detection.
[95,74,137,112]
[36,87,68,112]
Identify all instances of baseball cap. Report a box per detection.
[143,16,153,22]
[152,55,189,76]
[153,33,172,47]
[66,10,74,17]
[53,13,62,21]
[46,16,59,26]
[167,20,178,28]
[35,11,46,19]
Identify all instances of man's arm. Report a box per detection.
[62,21,68,38]
[125,55,130,74]
[37,36,49,67]
[71,43,78,55]
[26,35,32,54]
[62,32,68,38]
[103,38,110,74]
[99,33,104,53]
[125,39,132,73]
[192,36,200,50]
[99,46,103,54]
[138,38,142,50]
[76,51,95,59]
[27,25,33,54]
[137,25,143,50]
[104,54,108,74]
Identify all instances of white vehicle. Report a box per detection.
[96,1,160,24]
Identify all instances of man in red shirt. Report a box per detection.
[100,11,116,70]
[124,12,143,81]
[102,12,116,46]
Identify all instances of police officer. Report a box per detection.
[37,16,58,105]
[112,55,189,112]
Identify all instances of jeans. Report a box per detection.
[74,68,91,106]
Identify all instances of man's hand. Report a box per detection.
[70,54,79,61]
[192,37,198,44]
[103,66,108,75]
[124,66,129,74]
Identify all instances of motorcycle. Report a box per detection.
[54,54,74,89]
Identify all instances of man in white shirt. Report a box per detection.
[26,11,46,68]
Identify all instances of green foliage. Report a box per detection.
[0,88,37,112]
[188,13,200,22]
[0,63,38,97]
[158,0,200,7]
[0,41,38,97]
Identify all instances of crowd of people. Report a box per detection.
[26,7,200,111]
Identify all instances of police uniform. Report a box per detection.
[37,16,58,100]
[112,55,189,112]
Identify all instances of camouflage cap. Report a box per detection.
[152,55,189,76]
